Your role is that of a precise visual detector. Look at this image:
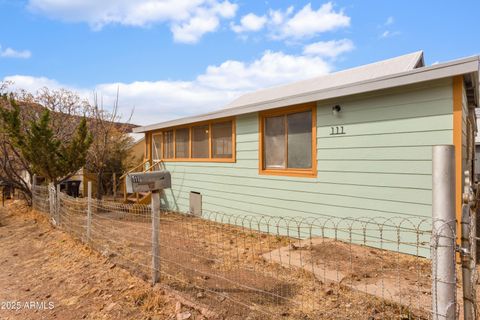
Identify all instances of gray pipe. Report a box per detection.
[432,145,456,320]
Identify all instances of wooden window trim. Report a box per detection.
[259,103,317,178]
[148,117,236,163]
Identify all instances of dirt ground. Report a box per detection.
[0,200,201,320]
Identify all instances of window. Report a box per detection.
[175,128,189,158]
[152,134,162,160]
[260,103,316,177]
[192,125,209,158]
[163,130,174,159]
[212,121,233,158]
[149,118,235,162]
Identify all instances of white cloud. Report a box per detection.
[231,13,267,33]
[380,30,400,39]
[27,0,238,43]
[3,50,335,125]
[303,39,354,58]
[0,46,32,59]
[269,2,350,40]
[385,16,394,26]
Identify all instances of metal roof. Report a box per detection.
[134,52,480,133]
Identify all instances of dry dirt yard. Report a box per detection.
[0,200,200,320]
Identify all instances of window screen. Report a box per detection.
[192,125,209,158]
[163,130,174,159]
[212,121,232,158]
[264,115,286,169]
[152,134,162,160]
[287,111,312,168]
[175,128,189,158]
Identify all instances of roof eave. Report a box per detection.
[134,56,480,133]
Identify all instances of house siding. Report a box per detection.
[160,78,453,224]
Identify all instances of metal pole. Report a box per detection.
[432,145,456,320]
[87,181,92,243]
[151,190,160,285]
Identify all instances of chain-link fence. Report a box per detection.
[32,185,461,319]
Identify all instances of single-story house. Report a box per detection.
[132,51,479,240]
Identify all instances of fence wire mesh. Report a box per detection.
[31,186,470,319]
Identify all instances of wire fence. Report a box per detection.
[31,185,473,319]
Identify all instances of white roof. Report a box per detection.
[134,51,480,133]
[226,51,424,110]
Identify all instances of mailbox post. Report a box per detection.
[125,171,171,285]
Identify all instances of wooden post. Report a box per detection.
[112,173,117,201]
[151,190,160,285]
[56,184,61,225]
[87,181,92,243]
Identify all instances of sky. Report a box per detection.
[0,0,479,126]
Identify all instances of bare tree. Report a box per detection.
[0,82,135,203]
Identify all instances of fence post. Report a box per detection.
[113,173,117,201]
[461,171,476,320]
[87,181,92,243]
[432,145,456,320]
[56,184,61,226]
[151,190,160,285]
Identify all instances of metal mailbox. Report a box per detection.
[125,171,171,193]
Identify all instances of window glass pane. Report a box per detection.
[212,121,232,158]
[287,111,312,169]
[192,125,209,158]
[175,128,189,158]
[152,134,162,160]
[264,115,285,169]
[163,130,174,159]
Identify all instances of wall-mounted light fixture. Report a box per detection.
[332,105,341,116]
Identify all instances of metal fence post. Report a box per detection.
[432,145,456,320]
[151,190,160,285]
[87,181,92,243]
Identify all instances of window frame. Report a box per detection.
[259,103,317,178]
[147,117,236,163]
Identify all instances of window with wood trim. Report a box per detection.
[260,103,317,177]
[152,133,162,160]
[149,119,235,162]
[163,130,174,159]
[212,121,233,158]
[175,128,189,158]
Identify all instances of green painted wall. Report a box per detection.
[159,78,453,254]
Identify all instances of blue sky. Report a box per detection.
[1,0,479,125]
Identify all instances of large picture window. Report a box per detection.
[260,103,316,177]
[149,119,235,162]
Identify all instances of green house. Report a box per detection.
[132,51,479,243]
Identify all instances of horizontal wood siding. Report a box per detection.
[160,79,453,224]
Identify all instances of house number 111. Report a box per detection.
[330,126,346,135]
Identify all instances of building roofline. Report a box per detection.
[134,55,479,133]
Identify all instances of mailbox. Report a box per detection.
[125,171,171,193]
